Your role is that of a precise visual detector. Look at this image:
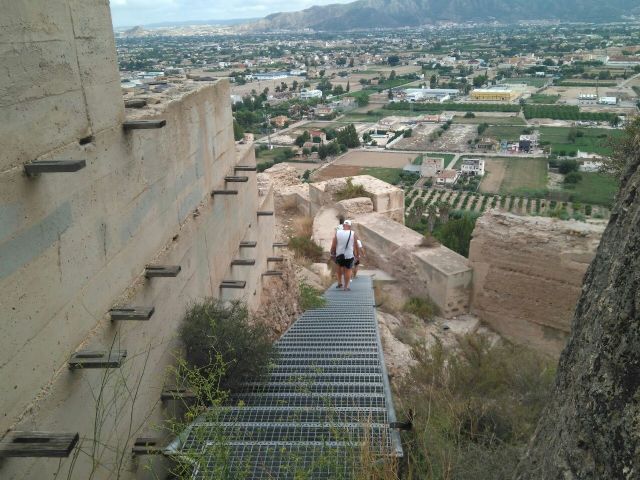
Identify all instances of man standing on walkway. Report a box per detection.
[330,220,360,291]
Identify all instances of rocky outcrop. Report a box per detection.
[468,210,604,356]
[514,147,640,477]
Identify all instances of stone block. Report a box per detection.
[336,197,374,219]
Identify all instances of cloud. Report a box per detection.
[109,0,353,26]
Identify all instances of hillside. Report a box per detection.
[247,0,639,31]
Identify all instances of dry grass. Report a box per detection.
[421,234,440,248]
[293,215,314,237]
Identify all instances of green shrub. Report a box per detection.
[564,171,582,184]
[289,236,323,261]
[403,297,439,321]
[399,335,556,479]
[179,299,275,391]
[335,177,373,201]
[433,212,479,257]
[299,282,327,311]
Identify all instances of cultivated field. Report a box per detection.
[333,149,417,168]
[479,157,548,195]
[405,187,610,221]
[539,126,622,156]
[453,115,527,125]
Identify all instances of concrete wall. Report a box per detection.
[0,3,273,478]
[468,210,603,356]
[355,213,471,318]
[0,0,123,170]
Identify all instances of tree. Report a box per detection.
[336,57,347,66]
[430,74,437,89]
[389,70,397,81]
[233,119,244,141]
[438,201,451,223]
[332,85,344,95]
[601,116,640,178]
[336,124,360,148]
[346,80,350,92]
[473,75,488,88]
[349,58,354,68]
[295,130,310,147]
[426,204,438,233]
[388,89,394,100]
[387,55,400,66]
[514,124,640,480]
[558,159,579,174]
[317,78,332,94]
[355,93,369,107]
[318,143,328,160]
[433,213,477,257]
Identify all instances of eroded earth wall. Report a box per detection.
[468,210,604,356]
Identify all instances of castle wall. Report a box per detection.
[468,210,603,356]
[355,213,471,318]
[309,175,405,223]
[0,2,273,478]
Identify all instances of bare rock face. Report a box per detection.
[468,210,604,356]
[515,157,640,478]
[336,197,374,219]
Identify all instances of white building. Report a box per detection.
[460,158,485,176]
[579,160,604,172]
[598,96,617,105]
[254,71,289,80]
[403,88,459,102]
[300,88,323,99]
[436,169,460,185]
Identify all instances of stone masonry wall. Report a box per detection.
[468,210,604,356]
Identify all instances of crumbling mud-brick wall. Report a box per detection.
[468,210,604,356]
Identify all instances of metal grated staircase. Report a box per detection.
[169,275,403,479]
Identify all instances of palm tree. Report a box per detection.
[438,201,451,224]
[427,204,438,233]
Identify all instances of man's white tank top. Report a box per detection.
[336,230,355,258]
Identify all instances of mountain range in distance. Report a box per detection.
[114,18,259,31]
[245,0,640,31]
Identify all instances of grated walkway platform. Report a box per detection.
[169,276,402,479]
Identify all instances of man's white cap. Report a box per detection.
[343,220,352,226]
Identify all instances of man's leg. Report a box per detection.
[344,264,352,290]
[336,264,343,288]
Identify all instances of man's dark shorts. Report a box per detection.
[336,255,354,269]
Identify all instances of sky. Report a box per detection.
[109,0,353,27]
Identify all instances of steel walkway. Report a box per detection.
[171,275,403,479]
